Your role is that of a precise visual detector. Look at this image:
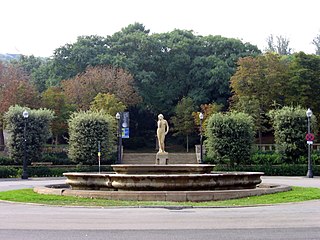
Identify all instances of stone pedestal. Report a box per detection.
[156,152,168,165]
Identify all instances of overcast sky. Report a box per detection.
[1,0,319,57]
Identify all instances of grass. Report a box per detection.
[0,187,320,207]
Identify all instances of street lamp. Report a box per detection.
[306,108,313,178]
[115,112,122,164]
[22,110,29,179]
[199,112,204,164]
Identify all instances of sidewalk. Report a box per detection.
[262,176,320,188]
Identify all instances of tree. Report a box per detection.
[62,65,141,110]
[230,53,289,141]
[171,97,195,152]
[269,106,317,163]
[192,102,222,134]
[230,53,289,113]
[41,87,75,144]
[12,55,50,92]
[51,35,110,81]
[90,93,126,116]
[265,34,292,55]
[205,112,255,166]
[4,105,54,164]
[312,33,320,55]
[284,52,320,114]
[68,111,116,165]
[0,62,39,149]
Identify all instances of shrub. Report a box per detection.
[269,106,318,163]
[4,105,54,164]
[0,166,19,178]
[68,111,116,165]
[214,164,320,176]
[205,112,255,166]
[251,152,282,165]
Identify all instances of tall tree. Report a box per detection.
[230,53,289,138]
[90,93,126,116]
[62,65,141,110]
[12,55,48,92]
[41,87,74,144]
[265,34,292,55]
[312,33,320,55]
[285,52,320,114]
[171,97,195,152]
[0,62,39,149]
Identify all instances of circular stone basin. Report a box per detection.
[64,169,264,191]
[111,164,214,174]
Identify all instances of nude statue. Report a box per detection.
[157,114,169,153]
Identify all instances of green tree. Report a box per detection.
[231,53,289,108]
[285,52,320,114]
[90,93,126,116]
[68,111,116,165]
[205,112,255,166]
[269,106,317,163]
[12,55,49,92]
[4,105,54,164]
[171,97,195,152]
[41,87,75,144]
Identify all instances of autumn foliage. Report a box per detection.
[62,65,141,110]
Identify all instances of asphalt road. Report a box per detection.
[0,176,319,240]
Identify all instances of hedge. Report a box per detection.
[205,112,255,166]
[214,164,320,176]
[0,165,113,178]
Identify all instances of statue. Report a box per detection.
[157,114,169,153]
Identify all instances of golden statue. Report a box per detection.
[157,114,169,153]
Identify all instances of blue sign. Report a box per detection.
[122,127,129,138]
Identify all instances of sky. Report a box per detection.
[1,0,319,57]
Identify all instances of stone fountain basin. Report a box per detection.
[111,164,214,174]
[64,171,264,191]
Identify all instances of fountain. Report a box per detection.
[34,114,290,202]
[34,163,290,202]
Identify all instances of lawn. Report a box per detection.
[0,187,320,207]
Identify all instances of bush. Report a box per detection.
[214,164,320,176]
[0,165,114,178]
[4,105,54,164]
[205,112,255,166]
[0,155,15,165]
[269,106,318,163]
[251,152,282,165]
[68,111,116,165]
[0,166,19,178]
[41,152,70,165]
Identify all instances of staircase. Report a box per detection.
[122,152,198,164]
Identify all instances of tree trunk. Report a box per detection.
[0,120,5,151]
[186,134,189,153]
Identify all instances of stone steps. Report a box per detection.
[122,152,198,164]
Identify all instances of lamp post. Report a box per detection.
[22,110,29,179]
[199,112,204,164]
[115,112,122,164]
[306,108,313,178]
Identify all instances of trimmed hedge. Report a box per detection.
[68,111,116,165]
[269,106,318,163]
[205,112,255,166]
[0,165,113,178]
[214,164,320,176]
[4,105,54,164]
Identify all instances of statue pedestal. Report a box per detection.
[156,152,168,165]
